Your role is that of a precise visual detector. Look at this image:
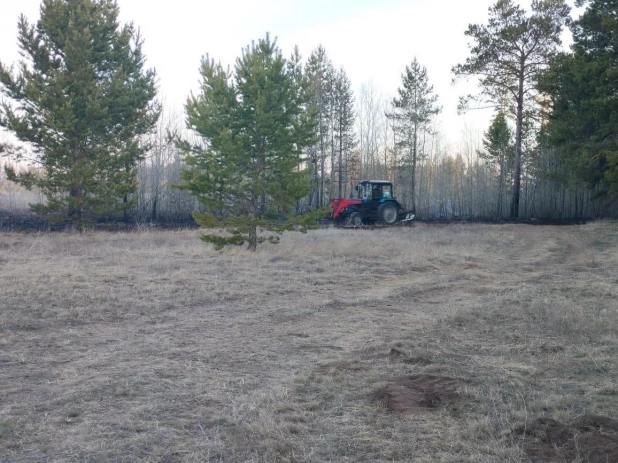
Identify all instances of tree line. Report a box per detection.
[1,0,617,247]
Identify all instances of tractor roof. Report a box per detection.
[359,180,393,185]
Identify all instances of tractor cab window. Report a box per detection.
[356,183,393,200]
[356,183,371,199]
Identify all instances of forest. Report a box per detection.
[0,0,617,234]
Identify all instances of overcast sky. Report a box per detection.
[1,0,577,149]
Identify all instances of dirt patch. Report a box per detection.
[374,374,466,413]
[538,342,565,353]
[388,348,406,359]
[516,415,618,463]
[462,263,480,269]
[388,348,433,365]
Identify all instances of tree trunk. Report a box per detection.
[248,184,258,252]
[330,122,336,202]
[68,184,84,231]
[248,224,257,252]
[123,194,129,222]
[497,152,505,218]
[319,112,325,207]
[410,123,418,214]
[152,195,158,221]
[338,116,343,198]
[68,148,85,230]
[511,60,525,219]
[309,149,320,209]
[419,161,424,215]
[418,131,427,214]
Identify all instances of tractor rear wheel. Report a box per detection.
[378,202,398,225]
[347,212,363,227]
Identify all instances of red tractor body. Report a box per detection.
[330,198,364,220]
[325,180,414,226]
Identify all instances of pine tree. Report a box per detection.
[305,46,335,207]
[0,0,159,227]
[452,0,570,219]
[287,46,307,98]
[482,112,513,218]
[177,34,317,251]
[540,0,618,197]
[332,68,357,198]
[387,58,441,214]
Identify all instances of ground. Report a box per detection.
[1,223,617,462]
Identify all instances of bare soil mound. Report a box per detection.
[516,415,618,463]
[374,374,465,413]
[388,348,433,365]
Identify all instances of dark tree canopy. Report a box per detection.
[540,0,618,197]
[0,0,160,227]
[178,34,318,251]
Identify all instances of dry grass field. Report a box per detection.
[1,222,617,462]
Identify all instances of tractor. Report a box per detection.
[326,180,414,226]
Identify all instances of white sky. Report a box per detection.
[0,0,578,150]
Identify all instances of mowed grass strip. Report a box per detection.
[1,222,617,462]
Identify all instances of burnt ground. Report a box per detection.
[516,415,618,463]
[0,206,593,232]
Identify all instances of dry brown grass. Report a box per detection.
[1,222,617,462]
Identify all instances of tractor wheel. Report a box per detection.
[347,212,363,227]
[378,202,398,225]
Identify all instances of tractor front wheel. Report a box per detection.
[347,212,363,227]
[378,203,398,225]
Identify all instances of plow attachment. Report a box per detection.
[400,212,415,223]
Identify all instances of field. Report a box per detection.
[1,223,617,462]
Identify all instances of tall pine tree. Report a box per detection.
[540,0,618,197]
[305,46,335,207]
[0,0,160,227]
[452,0,570,219]
[332,68,356,198]
[387,58,441,214]
[178,35,317,251]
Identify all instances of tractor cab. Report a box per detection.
[355,180,394,201]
